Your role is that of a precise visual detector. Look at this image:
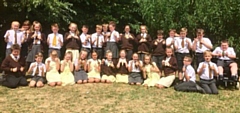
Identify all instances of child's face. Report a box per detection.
[165,49,173,57]
[35,57,43,63]
[140,26,146,33]
[65,54,72,61]
[204,54,212,62]
[169,31,175,37]
[82,27,88,34]
[221,42,229,50]
[12,24,19,31]
[132,54,138,60]
[197,33,204,38]
[157,34,163,39]
[183,58,191,65]
[109,25,115,31]
[120,51,126,58]
[180,32,187,38]
[125,26,130,32]
[107,53,113,60]
[92,52,98,60]
[22,24,30,30]
[80,51,87,59]
[96,28,101,33]
[34,24,41,31]
[12,49,20,57]
[144,56,150,64]
[52,26,59,33]
[103,26,108,32]
[69,24,77,32]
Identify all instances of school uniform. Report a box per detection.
[29,62,46,83]
[142,62,160,87]
[80,33,92,59]
[151,38,166,70]
[1,54,28,88]
[74,59,88,82]
[105,30,120,58]
[157,56,178,87]
[87,59,101,79]
[48,33,63,58]
[174,37,192,71]
[212,47,236,67]
[102,31,110,58]
[166,37,178,55]
[64,32,82,61]
[136,33,152,61]
[91,33,104,59]
[20,30,30,58]
[128,60,143,83]
[101,60,117,82]
[26,31,46,63]
[120,33,135,60]
[45,57,61,84]
[197,61,218,94]
[116,58,129,83]
[4,30,24,57]
[193,37,212,67]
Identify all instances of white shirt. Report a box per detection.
[91,33,104,48]
[4,29,23,48]
[128,60,143,72]
[166,37,178,49]
[33,31,42,44]
[183,65,196,82]
[29,62,46,76]
[87,59,101,65]
[48,33,63,49]
[109,30,119,42]
[212,47,236,60]
[193,37,212,53]
[197,61,218,80]
[174,37,192,53]
[10,54,19,61]
[80,33,91,48]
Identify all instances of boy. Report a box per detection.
[212,40,238,81]
[174,28,192,82]
[174,56,205,93]
[80,25,91,59]
[192,29,213,67]
[0,44,28,88]
[4,21,24,57]
[28,53,46,88]
[198,50,218,94]
[91,25,104,59]
[47,23,63,58]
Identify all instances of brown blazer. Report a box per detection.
[1,55,26,76]
[136,34,152,53]
[162,56,178,76]
[120,33,135,50]
[27,32,46,52]
[151,39,166,56]
[64,32,82,49]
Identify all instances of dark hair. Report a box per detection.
[11,44,21,51]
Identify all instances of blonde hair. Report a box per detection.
[140,25,148,33]
[203,50,212,57]
[180,27,187,33]
[69,23,80,36]
[96,25,102,30]
[105,50,112,57]
[11,21,20,29]
[31,21,42,32]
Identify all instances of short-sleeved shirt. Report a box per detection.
[128,60,143,72]
[4,29,24,49]
[166,37,178,49]
[183,65,196,82]
[48,33,63,49]
[193,37,212,53]
[91,33,104,48]
[108,30,119,42]
[197,61,218,80]
[80,33,91,48]
[174,37,192,53]
[212,47,236,60]
[29,62,46,76]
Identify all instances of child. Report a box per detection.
[1,44,28,88]
[136,25,152,61]
[142,55,160,87]
[74,50,88,84]
[128,53,143,85]
[80,25,91,59]
[151,30,166,71]
[116,50,129,83]
[105,21,120,59]
[60,51,75,86]
[174,28,192,82]
[174,56,205,93]
[91,25,104,59]
[198,50,218,94]
[156,47,178,89]
[20,20,31,58]
[4,21,24,57]
[102,24,110,58]
[47,23,63,58]
[101,50,116,83]
[26,21,46,65]
[64,23,81,61]
[166,29,178,49]
[45,50,62,86]
[120,25,135,60]
[192,29,213,67]
[28,52,46,88]
[87,51,101,83]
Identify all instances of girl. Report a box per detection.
[26,21,46,65]
[87,51,101,83]
[156,47,178,89]
[74,50,88,84]
[20,20,31,58]
[120,25,135,60]
[101,50,116,83]
[64,23,81,61]
[116,50,129,83]
[60,51,75,86]
[45,50,62,86]
[128,53,143,85]
[102,24,110,58]
[142,55,160,87]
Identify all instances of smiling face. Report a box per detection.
[125,25,130,33]
[132,53,139,61]
[65,54,72,61]
[12,49,20,57]
[165,48,173,57]
[51,26,59,33]
[106,52,113,60]
[34,23,41,32]
[119,51,126,58]
[109,25,115,32]
[180,31,187,38]
[221,42,229,51]
[144,56,150,64]
[69,24,77,32]
[169,31,175,37]
[92,52,98,60]
[35,56,43,63]
[140,26,146,33]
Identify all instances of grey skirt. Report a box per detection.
[74,70,88,82]
[105,42,119,58]
[128,72,143,83]
[26,45,41,62]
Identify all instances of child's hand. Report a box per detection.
[182,66,186,72]
[154,41,158,45]
[200,39,204,44]
[218,52,222,57]
[162,60,165,66]
[201,64,206,69]
[6,32,10,37]
[37,35,42,40]
[225,52,228,57]
[47,60,51,64]
[67,35,72,39]
[162,40,166,44]
[20,67,24,72]
[210,65,215,70]
[40,66,44,71]
[12,67,18,72]
[101,59,105,64]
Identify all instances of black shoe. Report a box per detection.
[219,75,223,81]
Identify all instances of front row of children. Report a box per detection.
[1,44,219,94]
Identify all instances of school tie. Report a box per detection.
[96,35,99,48]
[14,56,18,61]
[222,51,225,56]
[52,34,57,46]
[208,62,212,79]
[199,39,202,49]
[35,64,39,76]
[181,38,184,48]
[14,30,17,44]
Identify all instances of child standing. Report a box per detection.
[28,53,46,88]
[74,50,88,84]
[80,25,91,59]
[60,52,75,86]
[87,51,101,83]
[120,25,135,60]
[166,29,178,49]
[142,55,160,87]
[91,25,104,59]
[128,53,143,85]
[197,50,218,94]
[20,20,31,58]
[45,50,62,86]
[116,50,129,83]
[156,47,178,89]
[101,50,116,83]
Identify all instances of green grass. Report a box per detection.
[0,83,239,113]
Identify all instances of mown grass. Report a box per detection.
[0,82,239,113]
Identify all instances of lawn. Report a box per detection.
[0,82,239,113]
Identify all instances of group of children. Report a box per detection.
[0,20,239,95]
